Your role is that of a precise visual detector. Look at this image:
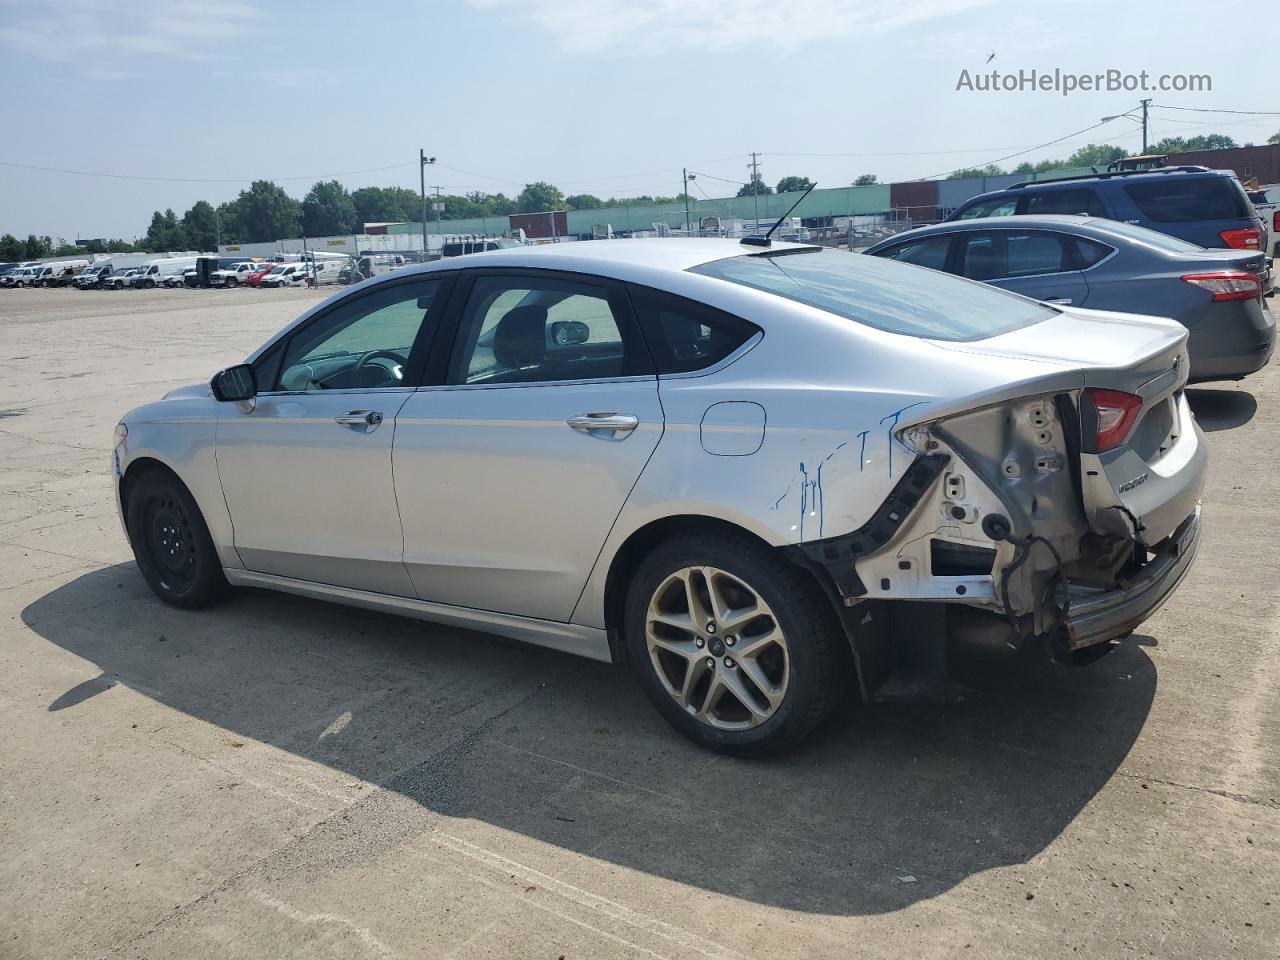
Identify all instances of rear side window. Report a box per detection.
[628,286,760,374]
[958,231,1071,280]
[1124,177,1249,222]
[956,196,1017,219]
[691,249,1054,342]
[1019,188,1107,217]
[1072,238,1113,267]
[877,235,952,271]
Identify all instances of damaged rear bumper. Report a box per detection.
[1063,506,1201,650]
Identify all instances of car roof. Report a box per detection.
[404,238,815,282]
[959,167,1233,206]
[875,213,1199,244]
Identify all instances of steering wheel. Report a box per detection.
[355,349,409,381]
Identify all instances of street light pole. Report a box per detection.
[683,169,696,235]
[1140,97,1151,152]
[419,150,436,258]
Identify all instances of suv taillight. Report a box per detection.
[1273,211,1280,234]
[1084,388,1143,453]
[1182,271,1261,302]
[1219,227,1261,249]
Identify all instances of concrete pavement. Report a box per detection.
[1,286,1276,959]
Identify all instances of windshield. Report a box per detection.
[690,249,1056,342]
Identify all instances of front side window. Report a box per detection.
[449,274,650,385]
[277,278,445,392]
[877,234,953,271]
[691,249,1054,342]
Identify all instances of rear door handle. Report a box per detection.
[335,410,383,428]
[566,412,639,433]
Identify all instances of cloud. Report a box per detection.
[0,0,260,67]
[467,0,999,54]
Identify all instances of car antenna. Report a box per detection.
[740,182,817,247]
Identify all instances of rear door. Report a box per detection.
[392,269,663,622]
[955,229,1090,306]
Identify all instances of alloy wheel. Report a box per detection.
[645,565,790,730]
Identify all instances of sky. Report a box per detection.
[0,0,1275,241]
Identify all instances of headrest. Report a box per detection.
[493,305,548,369]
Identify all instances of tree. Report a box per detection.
[854,174,879,185]
[182,201,219,251]
[0,233,23,261]
[1268,131,1280,145]
[24,235,52,259]
[776,176,813,194]
[517,181,565,213]
[946,164,1005,180]
[234,180,302,242]
[1149,133,1238,155]
[145,209,186,251]
[1065,143,1129,168]
[736,175,772,198]
[565,194,603,210]
[351,186,421,225]
[302,180,358,236]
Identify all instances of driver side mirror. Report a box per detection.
[211,364,257,402]
[550,320,590,346]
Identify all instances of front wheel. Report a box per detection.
[125,470,227,609]
[625,532,847,756]
[142,279,155,289]
[14,281,24,288]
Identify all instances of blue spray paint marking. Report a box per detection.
[772,478,793,510]
[878,401,929,477]
[798,463,809,538]
[856,430,869,472]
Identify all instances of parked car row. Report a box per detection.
[868,165,1275,382]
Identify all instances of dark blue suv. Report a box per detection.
[945,166,1267,254]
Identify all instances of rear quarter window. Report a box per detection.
[1124,177,1249,222]
[628,286,760,374]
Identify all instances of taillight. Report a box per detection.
[1273,211,1279,234]
[1219,227,1261,249]
[1181,271,1261,302]
[1084,388,1143,453]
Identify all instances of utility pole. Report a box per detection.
[682,169,696,235]
[419,150,436,258]
[1140,98,1151,153]
[749,152,761,227]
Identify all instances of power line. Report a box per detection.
[0,158,416,184]
[1151,104,1280,116]
[918,116,1123,180]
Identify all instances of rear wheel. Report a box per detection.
[625,532,846,756]
[125,470,227,609]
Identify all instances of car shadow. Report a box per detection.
[1187,387,1257,432]
[23,564,1157,917]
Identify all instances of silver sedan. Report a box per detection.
[113,239,1205,754]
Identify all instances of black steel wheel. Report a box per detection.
[125,470,226,608]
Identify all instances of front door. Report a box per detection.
[393,271,663,622]
[216,276,450,596]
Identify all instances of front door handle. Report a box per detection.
[335,410,383,429]
[566,412,639,433]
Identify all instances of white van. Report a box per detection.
[33,259,91,287]
[134,256,201,289]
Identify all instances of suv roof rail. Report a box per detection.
[1006,165,1212,189]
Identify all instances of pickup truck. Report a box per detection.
[1248,186,1279,259]
[210,261,266,287]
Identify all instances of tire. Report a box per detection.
[143,279,155,289]
[226,276,238,287]
[624,531,846,756]
[114,281,123,290]
[15,281,24,288]
[125,469,227,609]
